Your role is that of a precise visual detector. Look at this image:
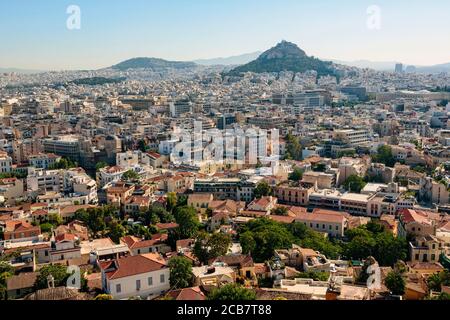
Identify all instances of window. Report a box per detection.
[148,277,153,286]
[160,274,165,283]
[415,254,419,260]
[431,254,436,261]
[136,280,141,291]
[116,284,121,293]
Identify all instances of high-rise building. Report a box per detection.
[170,99,192,117]
[395,63,404,73]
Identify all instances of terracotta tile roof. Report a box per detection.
[5,220,39,232]
[6,272,38,291]
[312,208,351,218]
[188,193,213,202]
[239,210,267,218]
[176,239,195,250]
[121,234,167,249]
[147,152,162,159]
[399,209,441,225]
[167,286,206,300]
[254,263,269,275]
[295,212,346,224]
[31,209,49,216]
[24,287,89,300]
[269,215,295,224]
[248,196,276,210]
[99,253,168,280]
[156,222,179,230]
[60,204,96,215]
[55,233,77,242]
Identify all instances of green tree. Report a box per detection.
[49,157,77,170]
[48,213,63,226]
[168,256,194,289]
[343,175,366,193]
[271,207,289,216]
[107,219,126,244]
[343,225,407,266]
[95,162,108,171]
[39,222,54,233]
[313,163,327,172]
[385,271,406,295]
[284,134,302,161]
[239,218,294,262]
[288,167,303,181]
[193,232,231,264]
[372,145,396,167]
[207,233,232,261]
[166,192,178,213]
[254,181,272,199]
[427,270,450,292]
[430,292,450,300]
[74,207,112,237]
[240,219,342,262]
[208,284,256,301]
[122,170,140,181]
[138,140,149,152]
[34,264,69,290]
[239,232,256,256]
[174,206,199,239]
[373,233,407,266]
[0,262,15,300]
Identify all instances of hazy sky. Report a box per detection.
[0,0,449,70]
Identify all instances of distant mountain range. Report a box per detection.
[0,67,46,74]
[111,57,197,71]
[228,41,336,77]
[330,60,399,71]
[415,63,450,74]
[194,52,262,66]
[330,59,450,73]
[2,44,449,74]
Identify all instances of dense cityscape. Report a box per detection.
[1,2,450,304]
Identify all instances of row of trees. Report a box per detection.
[342,221,408,266]
[48,157,78,170]
[238,218,408,268]
[238,218,341,263]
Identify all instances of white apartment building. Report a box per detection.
[333,129,371,147]
[28,153,61,169]
[27,168,97,204]
[158,139,179,156]
[170,99,192,117]
[0,152,12,173]
[96,166,128,188]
